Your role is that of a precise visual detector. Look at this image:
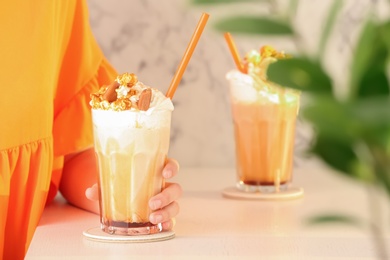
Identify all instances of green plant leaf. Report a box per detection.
[350,159,376,183]
[350,20,376,97]
[306,214,362,227]
[352,97,390,127]
[350,96,390,152]
[192,0,262,4]
[309,133,359,175]
[356,68,389,98]
[303,96,390,182]
[302,96,364,143]
[354,31,389,99]
[215,16,294,35]
[350,21,377,95]
[368,146,390,198]
[378,20,390,48]
[267,58,333,94]
[302,97,390,142]
[318,0,344,59]
[349,20,390,99]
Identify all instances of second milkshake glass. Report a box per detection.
[224,34,301,194]
[227,71,299,193]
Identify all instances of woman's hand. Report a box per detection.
[85,158,182,231]
[148,158,182,231]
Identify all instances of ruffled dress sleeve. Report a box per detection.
[48,59,117,203]
[0,1,117,258]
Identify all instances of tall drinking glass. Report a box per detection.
[92,109,172,235]
[227,69,300,193]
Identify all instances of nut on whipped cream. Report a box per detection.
[90,73,173,112]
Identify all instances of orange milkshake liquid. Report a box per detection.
[231,100,299,192]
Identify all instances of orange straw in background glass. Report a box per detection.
[166,13,210,99]
[223,32,246,73]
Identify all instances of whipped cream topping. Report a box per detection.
[129,81,174,114]
[227,47,299,105]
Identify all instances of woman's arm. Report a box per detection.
[60,148,99,213]
[59,148,182,230]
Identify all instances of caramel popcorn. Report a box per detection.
[241,45,291,81]
[260,45,288,59]
[244,45,289,66]
[90,72,150,111]
[116,72,138,87]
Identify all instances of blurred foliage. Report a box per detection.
[193,0,390,200]
[267,16,390,200]
[192,1,390,256]
[306,214,363,227]
[215,16,294,35]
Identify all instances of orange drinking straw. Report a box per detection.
[223,32,245,73]
[166,13,210,99]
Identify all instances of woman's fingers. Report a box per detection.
[148,158,181,229]
[161,218,176,231]
[149,201,180,225]
[162,158,180,179]
[149,182,182,210]
[149,182,181,227]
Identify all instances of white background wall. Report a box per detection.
[88,0,389,168]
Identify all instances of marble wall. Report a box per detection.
[88,0,389,168]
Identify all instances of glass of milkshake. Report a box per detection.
[226,46,300,193]
[90,73,174,235]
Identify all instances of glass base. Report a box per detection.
[84,227,175,242]
[236,181,289,193]
[100,222,162,236]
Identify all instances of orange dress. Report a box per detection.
[0,1,117,259]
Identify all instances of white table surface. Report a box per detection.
[26,160,390,260]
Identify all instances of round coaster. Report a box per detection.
[83,227,175,243]
[222,186,304,200]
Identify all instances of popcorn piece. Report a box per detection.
[116,72,138,87]
[90,72,154,112]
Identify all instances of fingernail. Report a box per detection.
[163,169,172,178]
[150,200,162,210]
